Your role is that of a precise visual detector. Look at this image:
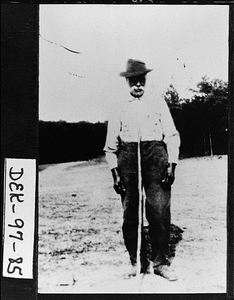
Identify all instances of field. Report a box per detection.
[38,155,227,294]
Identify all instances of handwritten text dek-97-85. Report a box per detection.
[7,167,25,276]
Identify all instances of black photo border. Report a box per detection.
[1,2,233,300]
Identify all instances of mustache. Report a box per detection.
[131,87,144,92]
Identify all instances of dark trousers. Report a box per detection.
[117,141,171,267]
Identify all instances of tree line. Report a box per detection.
[39,76,228,165]
[39,121,107,164]
[164,76,228,158]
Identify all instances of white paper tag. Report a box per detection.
[2,158,36,279]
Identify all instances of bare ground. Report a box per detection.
[38,155,227,294]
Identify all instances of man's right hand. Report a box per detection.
[111,168,126,195]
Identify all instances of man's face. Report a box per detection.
[127,75,146,98]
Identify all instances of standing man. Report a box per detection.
[104,59,180,281]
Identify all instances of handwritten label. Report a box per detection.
[3,158,36,279]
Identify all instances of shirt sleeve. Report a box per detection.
[160,99,181,164]
[103,113,121,170]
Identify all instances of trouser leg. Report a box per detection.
[145,192,171,266]
[121,174,138,265]
[142,141,171,267]
[121,192,149,267]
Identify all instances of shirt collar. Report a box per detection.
[129,96,142,103]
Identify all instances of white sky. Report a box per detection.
[39,4,229,123]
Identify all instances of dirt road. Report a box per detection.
[38,155,227,293]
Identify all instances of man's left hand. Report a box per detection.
[162,163,177,188]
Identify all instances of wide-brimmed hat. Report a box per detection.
[119,59,153,78]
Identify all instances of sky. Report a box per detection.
[39,4,229,123]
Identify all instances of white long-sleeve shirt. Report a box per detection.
[104,94,180,170]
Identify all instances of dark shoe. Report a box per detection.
[154,264,178,281]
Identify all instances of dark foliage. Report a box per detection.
[164,77,228,158]
[39,120,107,165]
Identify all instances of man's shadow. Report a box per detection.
[168,224,184,258]
[142,224,183,261]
